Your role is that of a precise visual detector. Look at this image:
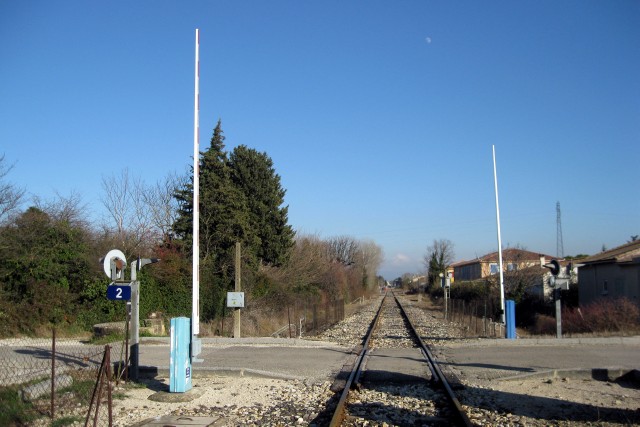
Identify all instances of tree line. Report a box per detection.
[0,122,383,336]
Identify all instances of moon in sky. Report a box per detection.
[425,37,432,44]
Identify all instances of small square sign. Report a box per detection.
[106,285,131,301]
[227,292,245,308]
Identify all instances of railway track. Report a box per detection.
[328,292,472,427]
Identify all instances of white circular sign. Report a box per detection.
[103,249,127,278]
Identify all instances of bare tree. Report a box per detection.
[266,234,328,287]
[101,168,132,239]
[100,168,156,256]
[258,233,329,304]
[0,154,25,224]
[423,238,455,288]
[357,239,384,290]
[326,235,360,265]
[140,172,183,241]
[259,233,385,308]
[323,235,362,299]
[33,191,91,229]
[498,247,545,302]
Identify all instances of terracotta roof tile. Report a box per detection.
[451,249,555,267]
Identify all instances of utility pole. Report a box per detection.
[190,28,203,364]
[556,202,564,259]
[234,242,241,338]
[192,28,200,337]
[492,145,506,324]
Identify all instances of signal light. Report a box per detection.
[543,259,561,276]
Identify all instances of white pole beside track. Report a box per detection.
[192,28,200,335]
[492,145,506,326]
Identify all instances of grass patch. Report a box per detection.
[51,416,84,427]
[126,380,149,389]
[0,386,39,426]
[112,391,127,400]
[58,379,96,403]
[36,324,92,339]
[88,332,125,345]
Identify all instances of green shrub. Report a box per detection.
[449,281,488,300]
[51,416,84,427]
[429,286,443,299]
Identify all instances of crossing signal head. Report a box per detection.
[543,259,561,276]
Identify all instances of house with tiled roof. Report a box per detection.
[452,248,555,282]
[577,240,640,307]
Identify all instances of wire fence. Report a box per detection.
[445,298,505,338]
[0,326,127,426]
[270,298,346,338]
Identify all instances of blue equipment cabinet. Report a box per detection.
[170,317,192,392]
[505,300,516,339]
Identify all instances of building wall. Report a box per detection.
[455,259,545,282]
[623,264,640,305]
[578,263,640,306]
[454,263,482,281]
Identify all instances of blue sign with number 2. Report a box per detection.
[107,285,132,301]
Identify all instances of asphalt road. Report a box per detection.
[138,337,353,382]
[433,336,640,382]
[136,336,640,384]
[3,336,637,388]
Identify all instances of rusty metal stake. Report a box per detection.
[51,326,56,419]
[106,345,113,426]
[85,345,113,427]
[124,310,130,383]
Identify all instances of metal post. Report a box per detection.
[124,302,130,382]
[492,145,506,323]
[299,316,304,338]
[192,28,201,337]
[106,346,113,427]
[555,288,562,339]
[51,327,55,419]
[444,286,449,320]
[130,262,139,381]
[234,242,241,338]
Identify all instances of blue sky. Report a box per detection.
[1,1,639,279]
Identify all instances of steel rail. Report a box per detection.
[392,291,473,427]
[328,292,387,427]
[328,291,473,427]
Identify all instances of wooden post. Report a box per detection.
[234,242,241,338]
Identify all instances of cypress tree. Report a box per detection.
[228,145,294,267]
[173,120,251,320]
